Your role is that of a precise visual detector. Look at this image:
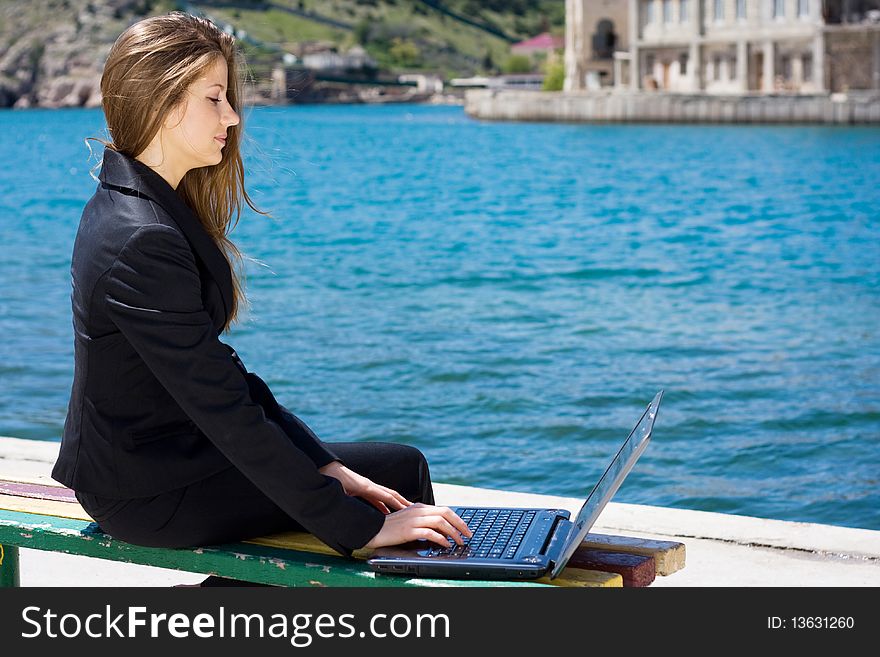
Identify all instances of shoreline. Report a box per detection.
[464,89,880,124]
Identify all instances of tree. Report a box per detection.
[389,38,422,67]
[542,60,564,91]
[482,50,495,73]
[502,54,533,74]
[354,18,371,45]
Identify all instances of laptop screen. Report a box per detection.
[549,390,662,579]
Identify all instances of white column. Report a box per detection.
[564,0,582,91]
[874,30,880,90]
[691,0,703,91]
[737,40,748,92]
[763,40,775,92]
[630,0,640,90]
[793,54,804,90]
[271,66,286,101]
[690,42,701,90]
[812,31,825,92]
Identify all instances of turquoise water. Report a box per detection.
[1,104,878,530]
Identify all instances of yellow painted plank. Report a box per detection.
[0,494,89,521]
[536,568,621,587]
[249,532,621,586]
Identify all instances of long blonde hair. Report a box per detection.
[88,11,267,332]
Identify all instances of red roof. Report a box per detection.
[511,32,564,51]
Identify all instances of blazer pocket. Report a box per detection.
[126,420,197,447]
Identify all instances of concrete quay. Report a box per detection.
[2,435,879,587]
[464,89,880,124]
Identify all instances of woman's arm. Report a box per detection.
[103,223,384,555]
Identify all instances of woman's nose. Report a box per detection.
[224,107,240,127]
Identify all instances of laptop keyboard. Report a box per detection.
[426,508,537,560]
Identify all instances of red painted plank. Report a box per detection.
[0,480,77,502]
[565,547,656,587]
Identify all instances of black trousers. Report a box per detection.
[76,442,435,551]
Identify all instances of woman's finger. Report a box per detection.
[437,507,472,537]
[428,516,465,545]
[367,498,390,514]
[387,491,411,509]
[377,485,412,508]
[404,504,469,537]
[413,527,451,548]
[367,487,403,511]
[373,485,412,510]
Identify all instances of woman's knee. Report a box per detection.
[390,443,434,505]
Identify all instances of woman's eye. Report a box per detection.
[209,98,221,104]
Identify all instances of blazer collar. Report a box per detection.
[98,148,233,322]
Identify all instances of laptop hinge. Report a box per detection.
[538,515,572,557]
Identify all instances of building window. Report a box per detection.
[781,54,792,79]
[679,53,689,74]
[802,53,813,81]
[797,0,809,17]
[773,0,785,19]
[680,0,689,21]
[714,0,724,21]
[646,0,654,24]
[664,0,673,22]
[713,54,722,80]
[592,19,617,59]
[736,0,746,19]
[646,53,656,73]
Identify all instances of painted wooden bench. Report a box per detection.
[0,477,685,588]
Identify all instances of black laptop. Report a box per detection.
[367,390,663,580]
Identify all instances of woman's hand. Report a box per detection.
[318,460,412,514]
[363,503,473,550]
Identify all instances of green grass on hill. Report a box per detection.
[189,0,564,79]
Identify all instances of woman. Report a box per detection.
[51,11,469,585]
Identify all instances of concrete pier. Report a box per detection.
[2,436,879,586]
[464,89,880,124]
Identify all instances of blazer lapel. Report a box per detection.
[98,148,234,323]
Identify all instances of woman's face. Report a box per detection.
[159,57,240,178]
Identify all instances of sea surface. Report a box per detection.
[1,104,878,531]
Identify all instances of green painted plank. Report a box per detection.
[0,544,20,587]
[0,510,547,588]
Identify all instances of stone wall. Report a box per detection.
[464,88,880,123]
[826,28,880,93]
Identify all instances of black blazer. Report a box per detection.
[52,148,384,555]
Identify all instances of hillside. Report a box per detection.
[191,0,565,79]
[0,0,565,109]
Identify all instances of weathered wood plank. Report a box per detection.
[580,533,686,576]
[0,500,621,587]
[536,567,621,587]
[566,548,655,587]
[0,480,77,502]
[0,493,88,521]
[0,480,682,584]
[0,510,546,588]
[0,543,20,586]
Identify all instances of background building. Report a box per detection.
[564,0,880,94]
[565,0,631,89]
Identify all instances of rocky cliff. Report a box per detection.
[0,0,169,109]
